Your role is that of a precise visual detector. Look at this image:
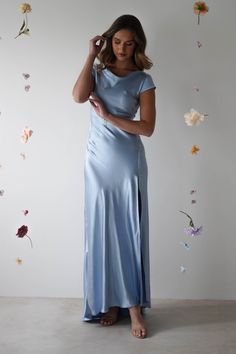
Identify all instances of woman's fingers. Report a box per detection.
[90,35,106,54]
[89,92,100,101]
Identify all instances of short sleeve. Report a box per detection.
[92,63,97,78]
[139,73,156,94]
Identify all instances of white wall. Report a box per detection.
[0,0,236,300]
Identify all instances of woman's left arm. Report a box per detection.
[89,89,156,137]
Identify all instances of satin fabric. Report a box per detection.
[83,65,156,321]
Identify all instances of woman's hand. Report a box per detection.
[89,35,106,57]
[89,93,109,119]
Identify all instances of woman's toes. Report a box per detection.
[131,324,147,338]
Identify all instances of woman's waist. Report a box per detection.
[89,115,142,143]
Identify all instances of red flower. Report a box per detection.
[16,225,28,238]
[193,1,209,24]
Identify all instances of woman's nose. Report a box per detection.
[118,44,125,52]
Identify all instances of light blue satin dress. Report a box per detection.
[83,64,156,321]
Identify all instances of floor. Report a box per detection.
[0,298,236,354]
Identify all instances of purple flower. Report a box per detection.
[185,226,203,237]
[16,225,33,247]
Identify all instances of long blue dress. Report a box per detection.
[83,63,156,321]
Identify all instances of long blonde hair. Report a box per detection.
[97,14,153,72]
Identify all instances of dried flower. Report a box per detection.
[21,126,33,143]
[193,1,209,25]
[15,3,32,39]
[16,225,33,247]
[185,226,203,237]
[197,41,203,48]
[16,225,28,237]
[16,257,23,265]
[180,241,190,250]
[180,211,203,237]
[20,153,26,159]
[25,85,31,92]
[191,145,200,154]
[22,209,29,215]
[191,199,197,204]
[22,73,30,79]
[184,109,205,126]
[20,3,32,13]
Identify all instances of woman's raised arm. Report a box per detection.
[72,36,105,103]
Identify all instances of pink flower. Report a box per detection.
[22,73,30,79]
[21,126,33,143]
[25,85,31,91]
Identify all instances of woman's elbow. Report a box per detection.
[72,93,89,104]
[143,122,155,137]
[145,129,154,137]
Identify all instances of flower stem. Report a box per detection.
[198,13,200,25]
[25,13,28,28]
[26,235,33,248]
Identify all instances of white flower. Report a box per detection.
[184,108,205,126]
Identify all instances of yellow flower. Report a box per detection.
[20,3,32,13]
[16,257,23,265]
[191,145,200,154]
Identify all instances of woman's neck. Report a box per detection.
[110,59,137,71]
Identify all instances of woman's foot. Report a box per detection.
[129,305,147,338]
[100,306,119,326]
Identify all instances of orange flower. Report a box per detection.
[191,145,200,154]
[193,2,209,24]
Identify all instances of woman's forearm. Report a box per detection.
[72,54,96,103]
[105,114,155,137]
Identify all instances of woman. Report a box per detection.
[72,14,156,339]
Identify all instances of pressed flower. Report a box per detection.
[0,189,4,196]
[22,209,29,215]
[20,153,26,159]
[191,145,200,154]
[16,225,33,247]
[193,1,209,25]
[16,257,23,265]
[185,226,203,237]
[180,241,190,250]
[15,3,32,39]
[20,3,32,13]
[25,85,31,92]
[190,189,197,194]
[184,109,205,126]
[197,41,203,48]
[21,126,33,143]
[22,73,30,79]
[180,265,187,273]
[191,199,197,204]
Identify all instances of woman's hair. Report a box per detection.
[97,14,153,71]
